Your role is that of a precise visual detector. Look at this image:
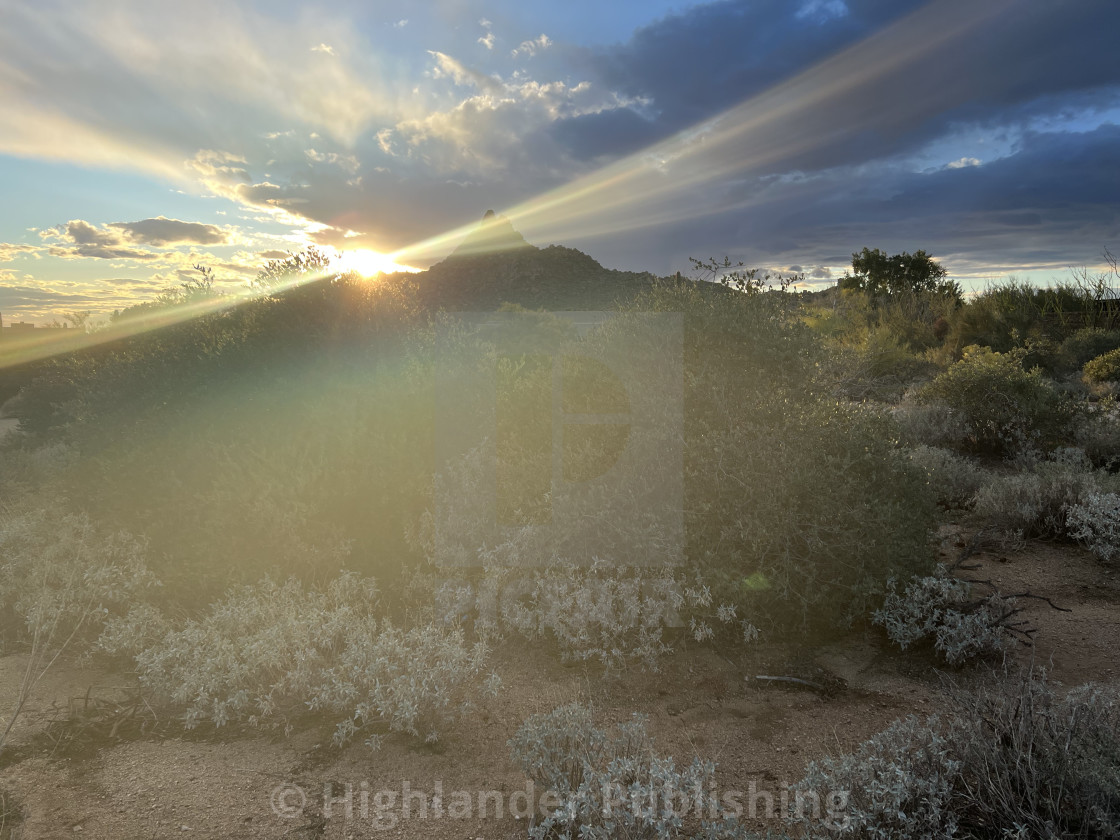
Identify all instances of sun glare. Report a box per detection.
[336,249,416,278]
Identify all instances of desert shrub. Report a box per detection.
[1084,348,1120,384]
[872,568,1016,664]
[1060,328,1120,372]
[818,330,935,403]
[908,446,985,509]
[0,441,76,497]
[953,671,1120,838]
[0,508,155,645]
[814,275,959,353]
[793,715,961,839]
[891,399,970,450]
[425,563,757,671]
[794,669,1120,839]
[971,455,1101,539]
[508,704,754,840]
[97,574,497,747]
[1067,492,1120,562]
[424,286,937,635]
[688,400,936,631]
[1075,400,1120,469]
[0,507,157,757]
[916,345,1078,455]
[941,279,1094,361]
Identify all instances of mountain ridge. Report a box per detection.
[387,211,670,311]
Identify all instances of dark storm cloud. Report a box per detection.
[602,123,1120,278]
[785,125,1120,235]
[554,0,1120,173]
[546,108,662,161]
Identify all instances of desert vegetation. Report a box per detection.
[1,243,1118,838]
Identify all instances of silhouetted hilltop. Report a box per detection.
[398,211,667,310]
[443,209,533,259]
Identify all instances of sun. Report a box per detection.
[335,249,415,278]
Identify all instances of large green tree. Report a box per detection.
[839,247,960,301]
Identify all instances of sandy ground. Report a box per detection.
[1,530,1117,839]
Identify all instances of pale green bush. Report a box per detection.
[0,507,157,757]
[908,446,985,508]
[892,399,970,450]
[971,455,1102,539]
[872,568,1016,664]
[98,574,497,747]
[0,508,156,644]
[509,704,754,840]
[1067,491,1120,562]
[1076,406,1120,470]
[794,715,961,839]
[794,670,1120,839]
[426,563,756,671]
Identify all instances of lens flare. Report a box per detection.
[1,0,1015,371]
[335,249,418,278]
[390,0,1014,264]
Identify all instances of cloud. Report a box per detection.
[580,0,1120,176]
[0,0,413,182]
[304,149,361,174]
[380,74,636,178]
[108,217,230,246]
[547,107,661,161]
[4,0,1114,295]
[0,283,122,311]
[602,123,1120,278]
[393,19,408,29]
[39,218,235,261]
[0,243,40,262]
[796,0,850,23]
[511,34,551,58]
[946,157,981,170]
[427,51,503,93]
[43,221,158,261]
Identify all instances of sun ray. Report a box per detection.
[1,0,1014,372]
[334,249,418,278]
[390,0,1014,264]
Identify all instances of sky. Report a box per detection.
[1,0,1118,321]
